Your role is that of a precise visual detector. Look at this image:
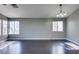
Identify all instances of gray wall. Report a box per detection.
[8,18,66,40]
[0,14,8,42]
[67,8,79,44]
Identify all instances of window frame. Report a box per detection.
[0,20,1,36]
[9,21,20,35]
[3,20,8,35]
[52,21,63,32]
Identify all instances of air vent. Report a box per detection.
[11,4,18,8]
[2,4,19,8]
[2,4,6,5]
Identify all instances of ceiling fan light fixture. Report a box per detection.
[56,14,60,17]
[63,12,67,16]
[59,13,62,16]
[56,4,67,18]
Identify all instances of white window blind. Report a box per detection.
[3,20,8,35]
[52,21,63,32]
[0,20,1,35]
[9,21,19,34]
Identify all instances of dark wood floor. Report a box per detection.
[0,40,67,54]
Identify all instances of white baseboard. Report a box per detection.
[8,38,66,40]
[0,40,7,44]
[66,38,79,45]
[0,41,15,49]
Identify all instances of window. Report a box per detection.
[0,20,1,36]
[9,21,19,34]
[3,20,8,35]
[52,21,63,32]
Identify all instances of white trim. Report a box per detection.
[0,40,6,44]
[8,38,66,40]
[0,41,15,49]
[66,38,79,45]
[65,42,79,50]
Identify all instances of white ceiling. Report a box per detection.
[0,4,79,18]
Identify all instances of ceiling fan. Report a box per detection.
[2,4,19,8]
